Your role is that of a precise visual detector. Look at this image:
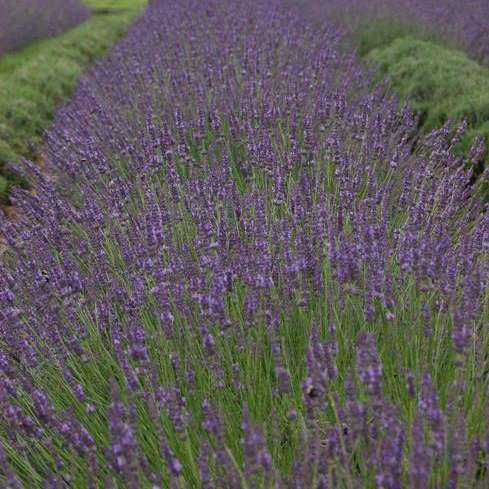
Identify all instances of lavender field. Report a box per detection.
[0,0,90,55]
[0,0,488,487]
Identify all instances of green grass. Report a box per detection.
[0,9,143,205]
[368,37,489,161]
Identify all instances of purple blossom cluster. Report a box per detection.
[0,0,489,486]
[0,0,90,55]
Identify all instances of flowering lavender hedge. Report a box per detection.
[318,0,489,64]
[0,0,90,56]
[1,0,489,487]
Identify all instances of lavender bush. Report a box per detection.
[0,0,488,487]
[0,0,90,55]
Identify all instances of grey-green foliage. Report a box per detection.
[369,37,489,158]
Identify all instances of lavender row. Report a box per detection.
[0,0,488,487]
[0,0,90,56]
[313,0,489,64]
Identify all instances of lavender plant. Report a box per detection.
[0,0,90,55]
[0,0,488,487]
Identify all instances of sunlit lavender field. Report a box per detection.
[0,0,90,55]
[0,0,488,487]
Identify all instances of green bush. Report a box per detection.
[369,37,489,160]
